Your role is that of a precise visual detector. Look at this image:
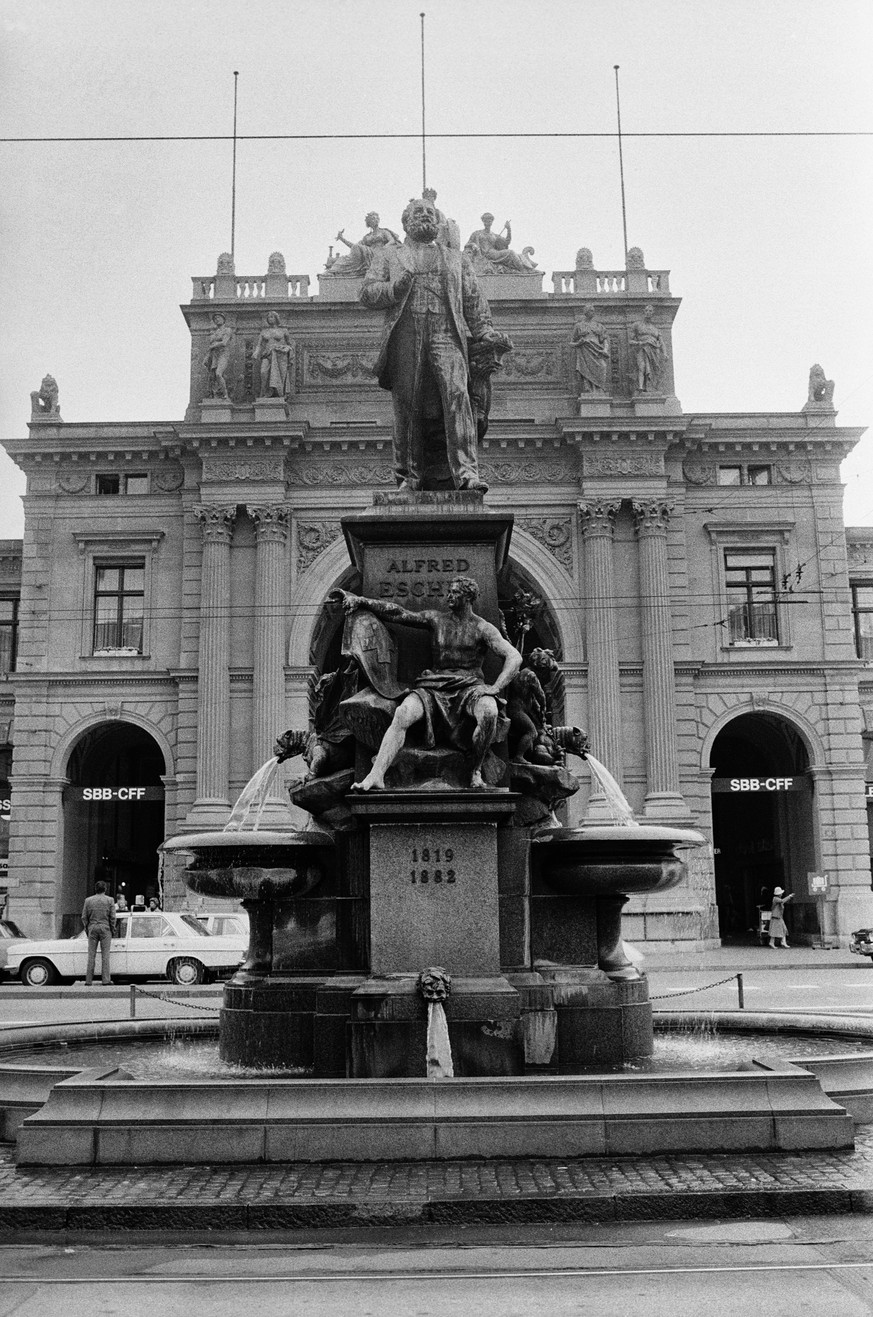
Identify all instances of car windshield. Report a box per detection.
[179,914,211,936]
[0,921,25,938]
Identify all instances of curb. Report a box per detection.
[2,1187,873,1237]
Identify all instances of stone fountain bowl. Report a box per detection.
[533,824,705,896]
[160,830,335,902]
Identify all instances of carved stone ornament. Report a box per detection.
[501,351,560,379]
[204,456,285,483]
[30,374,61,420]
[575,247,594,269]
[153,467,185,492]
[479,460,572,486]
[306,352,378,381]
[774,460,812,484]
[578,499,621,536]
[518,517,573,572]
[58,472,90,494]
[682,460,717,485]
[287,460,393,487]
[626,247,646,270]
[807,363,835,406]
[193,504,237,542]
[250,504,291,543]
[587,453,663,479]
[848,540,873,566]
[631,498,673,533]
[297,521,342,572]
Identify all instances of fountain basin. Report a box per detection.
[161,830,334,900]
[533,825,705,896]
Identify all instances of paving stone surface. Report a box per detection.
[2,1129,873,1230]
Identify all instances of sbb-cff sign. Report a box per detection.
[712,777,804,793]
[71,787,163,802]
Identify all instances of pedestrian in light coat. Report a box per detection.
[768,886,793,948]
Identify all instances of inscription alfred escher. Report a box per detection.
[377,556,471,601]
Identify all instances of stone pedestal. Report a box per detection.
[220,976,322,1070]
[253,396,289,422]
[348,789,522,1076]
[538,967,653,1070]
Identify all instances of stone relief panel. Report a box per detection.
[501,349,563,381]
[297,520,343,572]
[201,455,286,483]
[304,350,378,383]
[587,453,663,479]
[517,516,574,572]
[58,471,91,494]
[153,467,185,492]
[479,460,573,485]
[775,461,812,484]
[682,461,717,485]
[287,460,393,487]
[848,540,873,567]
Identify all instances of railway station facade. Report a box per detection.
[2,226,872,947]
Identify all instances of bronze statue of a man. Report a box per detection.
[360,197,501,492]
[338,576,522,791]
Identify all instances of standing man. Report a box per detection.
[82,880,116,985]
[360,196,501,493]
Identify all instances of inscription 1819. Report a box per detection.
[410,844,456,885]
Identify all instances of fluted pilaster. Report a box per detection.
[578,500,623,783]
[191,504,237,816]
[631,498,687,818]
[250,504,291,785]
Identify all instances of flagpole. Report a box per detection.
[613,64,629,265]
[420,12,427,192]
[231,71,239,261]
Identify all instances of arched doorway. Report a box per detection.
[61,723,166,935]
[709,712,816,944]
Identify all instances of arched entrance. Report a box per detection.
[709,712,816,943]
[61,722,166,935]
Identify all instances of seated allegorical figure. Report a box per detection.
[326,212,400,276]
[30,374,60,419]
[464,213,537,275]
[334,576,522,791]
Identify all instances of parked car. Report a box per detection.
[850,928,873,961]
[0,919,28,977]
[195,912,249,940]
[6,911,246,987]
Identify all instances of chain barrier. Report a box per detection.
[650,973,744,1002]
[129,984,222,1018]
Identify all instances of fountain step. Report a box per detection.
[16,1067,853,1166]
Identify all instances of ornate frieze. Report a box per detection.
[202,455,286,483]
[193,504,237,543]
[501,350,562,380]
[287,460,393,487]
[479,460,572,485]
[305,351,377,382]
[518,516,573,572]
[296,520,342,572]
[587,453,663,478]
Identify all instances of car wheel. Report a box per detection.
[21,959,58,987]
[168,957,205,986]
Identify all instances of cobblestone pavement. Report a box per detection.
[3,1130,873,1232]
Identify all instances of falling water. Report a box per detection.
[425,1001,454,1078]
[223,756,281,832]
[585,753,639,827]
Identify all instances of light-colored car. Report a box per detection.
[0,919,28,976]
[196,912,249,940]
[7,911,245,988]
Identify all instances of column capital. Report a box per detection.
[249,503,291,544]
[578,499,622,536]
[193,503,238,543]
[631,498,673,535]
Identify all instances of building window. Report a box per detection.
[717,464,772,486]
[0,598,18,674]
[725,549,778,644]
[93,563,145,653]
[852,585,873,660]
[96,473,148,496]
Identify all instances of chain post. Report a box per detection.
[130,984,136,1019]
[737,973,744,1010]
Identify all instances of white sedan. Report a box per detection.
[6,912,246,987]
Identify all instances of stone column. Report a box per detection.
[631,499,687,819]
[578,501,623,785]
[190,504,237,821]
[250,504,292,819]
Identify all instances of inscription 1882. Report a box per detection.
[410,844,456,885]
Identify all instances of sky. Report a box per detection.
[1,0,872,537]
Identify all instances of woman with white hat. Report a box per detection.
[768,886,793,948]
